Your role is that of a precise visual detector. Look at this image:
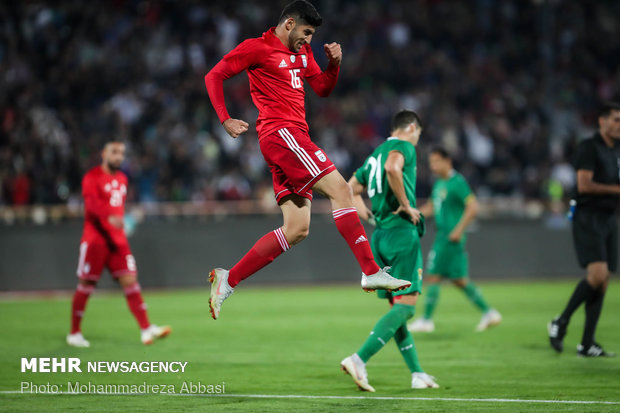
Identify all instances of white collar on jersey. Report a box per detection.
[387,136,399,141]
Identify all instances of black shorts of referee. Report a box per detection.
[572,206,618,272]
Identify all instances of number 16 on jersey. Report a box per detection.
[289,69,302,89]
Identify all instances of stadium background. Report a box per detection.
[4,0,620,207]
[2,0,619,288]
[0,0,620,289]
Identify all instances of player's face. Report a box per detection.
[600,110,620,140]
[429,153,449,176]
[288,22,315,52]
[102,142,126,172]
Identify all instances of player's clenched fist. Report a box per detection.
[223,118,249,138]
[324,42,342,66]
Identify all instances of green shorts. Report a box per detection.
[370,226,423,299]
[426,238,468,279]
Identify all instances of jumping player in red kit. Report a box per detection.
[204,0,411,320]
[66,139,171,347]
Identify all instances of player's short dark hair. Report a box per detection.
[279,0,322,27]
[430,147,451,160]
[599,101,620,118]
[391,110,422,132]
[103,137,125,148]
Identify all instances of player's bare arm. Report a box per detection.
[108,215,124,229]
[418,201,434,217]
[385,150,420,224]
[223,118,250,138]
[576,169,620,195]
[449,196,479,243]
[324,42,342,66]
[348,175,374,223]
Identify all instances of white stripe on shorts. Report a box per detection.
[278,128,321,176]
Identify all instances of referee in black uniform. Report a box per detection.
[548,102,620,357]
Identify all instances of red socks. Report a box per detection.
[71,282,151,333]
[227,212,378,289]
[333,208,380,275]
[123,283,150,330]
[228,228,290,288]
[71,284,94,334]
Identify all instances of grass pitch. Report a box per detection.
[1,281,619,412]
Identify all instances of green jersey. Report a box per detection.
[431,170,473,241]
[355,137,417,229]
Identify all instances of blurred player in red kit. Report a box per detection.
[204,0,411,320]
[66,139,171,347]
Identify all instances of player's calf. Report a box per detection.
[69,281,96,339]
[122,281,151,330]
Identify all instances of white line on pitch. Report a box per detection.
[1,391,619,405]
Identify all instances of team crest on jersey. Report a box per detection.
[315,150,326,162]
[301,54,307,67]
[290,55,296,63]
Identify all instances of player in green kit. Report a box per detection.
[408,148,501,333]
[340,110,439,391]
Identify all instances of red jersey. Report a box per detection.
[205,27,339,138]
[81,166,128,248]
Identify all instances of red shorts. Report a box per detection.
[259,127,336,203]
[76,239,137,281]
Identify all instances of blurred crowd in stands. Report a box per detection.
[1,0,619,207]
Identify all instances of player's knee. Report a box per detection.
[393,293,418,307]
[288,226,309,245]
[339,181,354,202]
[453,278,468,288]
[325,179,353,205]
[589,265,608,280]
[118,274,138,288]
[79,279,97,287]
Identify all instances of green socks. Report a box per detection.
[463,282,490,313]
[394,324,424,373]
[423,283,440,319]
[423,281,490,320]
[357,303,416,363]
